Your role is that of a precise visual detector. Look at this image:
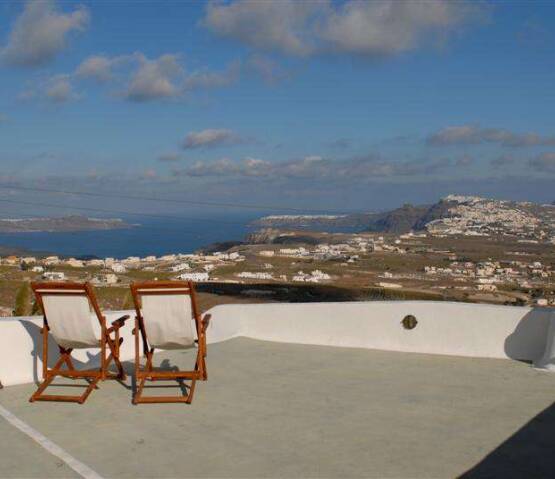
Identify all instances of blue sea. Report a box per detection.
[0,214,259,259]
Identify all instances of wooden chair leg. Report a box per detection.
[133,351,201,404]
[30,346,110,404]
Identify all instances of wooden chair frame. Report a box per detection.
[30,282,129,404]
[130,281,209,404]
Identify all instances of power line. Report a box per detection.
[0,198,256,239]
[0,197,258,229]
[0,183,359,215]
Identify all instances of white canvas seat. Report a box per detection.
[40,292,101,349]
[140,293,196,350]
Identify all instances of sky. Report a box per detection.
[0,0,554,217]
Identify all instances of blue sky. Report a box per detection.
[0,0,554,216]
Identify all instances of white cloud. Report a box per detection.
[158,152,182,162]
[205,1,319,56]
[141,169,157,179]
[0,0,89,68]
[178,155,449,179]
[24,50,239,104]
[318,0,472,56]
[427,125,555,147]
[45,75,77,103]
[75,55,123,82]
[125,53,184,102]
[247,54,290,84]
[529,152,555,173]
[490,154,516,167]
[455,155,473,167]
[184,60,241,89]
[204,0,481,58]
[20,74,79,104]
[183,129,244,149]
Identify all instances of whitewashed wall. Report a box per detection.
[0,301,554,387]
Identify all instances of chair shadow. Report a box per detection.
[123,358,191,398]
[20,320,124,385]
[459,402,555,478]
[504,307,553,362]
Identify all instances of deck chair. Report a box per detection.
[30,282,129,404]
[130,281,209,404]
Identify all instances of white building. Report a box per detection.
[236,272,274,280]
[170,263,190,272]
[87,259,105,267]
[111,263,127,273]
[293,270,331,283]
[177,272,209,282]
[43,256,60,265]
[94,273,118,285]
[66,258,84,268]
[478,284,497,292]
[42,271,66,281]
[376,282,403,289]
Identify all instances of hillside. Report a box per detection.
[253,195,555,239]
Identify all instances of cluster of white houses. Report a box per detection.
[423,260,554,304]
[1,251,246,285]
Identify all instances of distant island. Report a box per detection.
[0,215,133,233]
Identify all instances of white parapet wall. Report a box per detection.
[1,301,554,387]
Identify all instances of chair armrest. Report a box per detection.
[107,315,130,334]
[201,314,211,333]
[112,314,130,327]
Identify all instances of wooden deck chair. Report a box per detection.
[30,282,129,404]
[130,281,209,404]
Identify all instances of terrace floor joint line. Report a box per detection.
[0,403,103,479]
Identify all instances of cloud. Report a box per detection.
[0,0,89,68]
[176,154,450,179]
[141,169,157,179]
[427,124,555,147]
[75,54,124,82]
[204,0,482,58]
[455,155,473,167]
[19,49,239,103]
[204,1,318,56]
[20,74,79,103]
[158,152,182,162]
[182,129,244,149]
[125,53,184,102]
[246,54,290,84]
[327,138,353,150]
[72,52,240,102]
[490,154,516,167]
[184,60,241,89]
[45,75,77,103]
[529,152,555,173]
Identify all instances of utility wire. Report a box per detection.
[0,197,258,229]
[0,184,362,215]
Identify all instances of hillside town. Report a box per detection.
[0,215,553,316]
[425,195,555,240]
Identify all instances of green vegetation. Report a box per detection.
[13,281,32,316]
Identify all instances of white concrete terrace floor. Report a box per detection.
[0,337,554,478]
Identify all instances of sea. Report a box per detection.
[0,214,259,259]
